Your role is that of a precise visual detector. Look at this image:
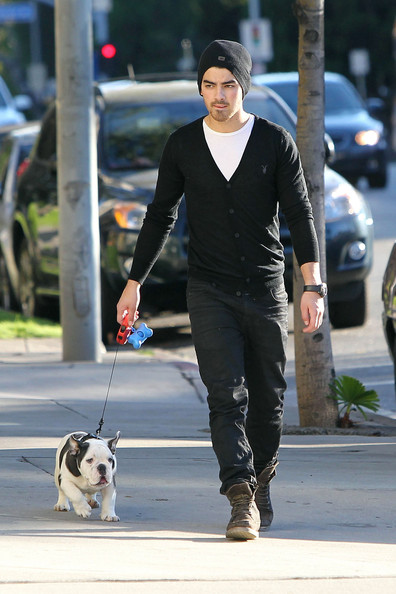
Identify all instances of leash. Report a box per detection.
[95,314,153,436]
[96,343,120,436]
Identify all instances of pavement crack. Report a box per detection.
[50,399,89,418]
[20,456,54,476]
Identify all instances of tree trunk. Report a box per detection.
[292,0,338,426]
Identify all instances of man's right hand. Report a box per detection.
[116,279,141,327]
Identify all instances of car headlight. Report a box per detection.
[113,202,147,230]
[355,130,380,146]
[325,183,369,222]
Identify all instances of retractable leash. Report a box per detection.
[95,312,153,436]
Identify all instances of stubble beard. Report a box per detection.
[209,103,231,122]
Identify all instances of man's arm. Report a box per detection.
[116,134,184,326]
[300,261,325,333]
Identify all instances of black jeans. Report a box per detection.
[187,278,288,494]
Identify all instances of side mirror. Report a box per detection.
[324,133,335,164]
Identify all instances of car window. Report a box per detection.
[244,96,296,137]
[102,101,206,171]
[259,82,299,115]
[102,93,296,171]
[36,108,57,161]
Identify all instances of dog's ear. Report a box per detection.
[69,434,82,455]
[108,431,120,454]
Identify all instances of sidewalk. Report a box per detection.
[1,338,396,593]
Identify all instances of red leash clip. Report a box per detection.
[116,311,132,345]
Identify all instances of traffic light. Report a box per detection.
[96,43,118,78]
[101,43,117,60]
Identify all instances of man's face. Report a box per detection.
[200,67,244,124]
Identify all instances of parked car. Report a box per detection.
[253,71,389,188]
[6,79,373,341]
[0,122,40,310]
[382,242,396,394]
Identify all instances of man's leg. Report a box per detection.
[187,279,255,493]
[187,279,260,539]
[244,285,288,530]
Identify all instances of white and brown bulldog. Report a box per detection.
[54,431,120,521]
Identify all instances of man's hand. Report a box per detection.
[300,291,324,333]
[116,280,141,327]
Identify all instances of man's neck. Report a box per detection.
[204,109,250,133]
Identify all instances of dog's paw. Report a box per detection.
[54,503,70,512]
[87,499,100,509]
[74,503,92,518]
[101,514,120,522]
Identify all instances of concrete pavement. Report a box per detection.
[1,337,396,593]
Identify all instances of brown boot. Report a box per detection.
[256,464,278,531]
[225,483,260,540]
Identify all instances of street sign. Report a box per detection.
[239,18,273,62]
[0,2,36,24]
[349,49,370,77]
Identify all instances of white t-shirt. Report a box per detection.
[203,114,255,181]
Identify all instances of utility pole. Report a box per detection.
[55,0,102,362]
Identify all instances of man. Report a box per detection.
[117,40,326,540]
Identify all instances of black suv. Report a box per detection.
[7,79,374,341]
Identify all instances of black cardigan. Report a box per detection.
[129,115,319,296]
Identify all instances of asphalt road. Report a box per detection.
[144,162,396,416]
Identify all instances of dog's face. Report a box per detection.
[62,432,120,489]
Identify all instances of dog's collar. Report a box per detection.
[79,433,102,443]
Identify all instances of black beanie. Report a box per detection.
[197,39,252,98]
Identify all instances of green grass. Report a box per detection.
[0,309,62,339]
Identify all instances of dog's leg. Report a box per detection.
[86,493,100,509]
[54,488,70,512]
[59,480,93,518]
[100,483,119,522]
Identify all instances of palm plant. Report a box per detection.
[327,375,380,428]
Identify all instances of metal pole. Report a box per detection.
[248,0,260,20]
[55,0,102,362]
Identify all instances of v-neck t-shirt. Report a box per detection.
[203,114,255,181]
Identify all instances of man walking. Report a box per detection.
[117,40,326,540]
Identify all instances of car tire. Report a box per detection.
[329,281,366,329]
[101,271,119,345]
[368,169,387,189]
[18,238,39,317]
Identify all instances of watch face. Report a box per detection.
[319,284,327,297]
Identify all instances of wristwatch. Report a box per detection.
[303,283,328,298]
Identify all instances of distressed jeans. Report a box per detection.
[187,277,288,494]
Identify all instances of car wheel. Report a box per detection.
[101,271,119,345]
[18,239,38,317]
[0,250,13,310]
[368,169,387,189]
[329,281,366,329]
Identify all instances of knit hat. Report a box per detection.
[197,39,252,98]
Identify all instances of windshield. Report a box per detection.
[102,101,206,171]
[102,93,296,172]
[266,78,365,118]
[325,80,365,115]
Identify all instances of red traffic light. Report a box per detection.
[101,43,117,59]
